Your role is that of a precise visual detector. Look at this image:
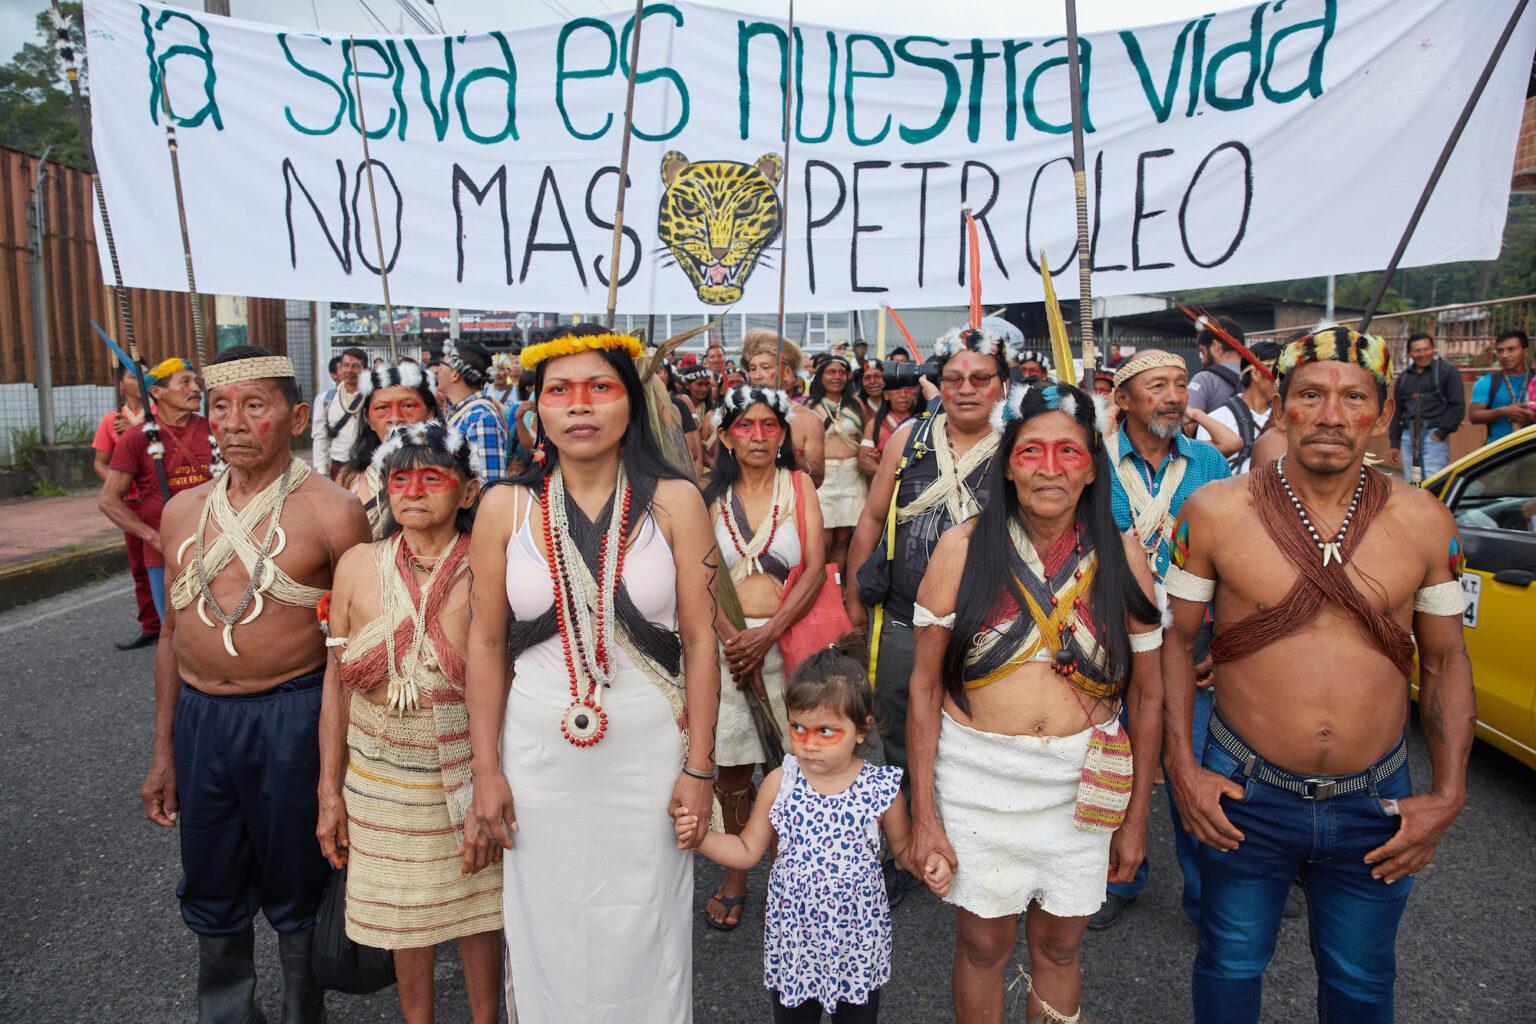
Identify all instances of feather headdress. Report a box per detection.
[990,381,1113,448]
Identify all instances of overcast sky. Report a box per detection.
[2,0,1235,61]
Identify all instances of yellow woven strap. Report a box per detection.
[201,356,295,391]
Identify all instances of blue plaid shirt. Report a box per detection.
[447,394,511,483]
[1109,430,1231,580]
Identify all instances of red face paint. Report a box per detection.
[255,420,272,436]
[540,377,626,408]
[368,396,427,427]
[386,467,461,498]
[729,416,782,440]
[790,722,848,748]
[1010,439,1092,474]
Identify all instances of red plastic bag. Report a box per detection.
[778,472,853,676]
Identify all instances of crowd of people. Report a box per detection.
[87,307,1500,1023]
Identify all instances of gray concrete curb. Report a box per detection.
[0,541,127,613]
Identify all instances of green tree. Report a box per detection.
[0,3,88,169]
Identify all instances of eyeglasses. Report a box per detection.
[939,371,999,389]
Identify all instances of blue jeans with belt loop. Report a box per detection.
[1192,718,1415,1024]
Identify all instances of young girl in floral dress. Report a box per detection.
[674,643,948,1022]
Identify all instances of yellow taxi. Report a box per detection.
[1418,422,1536,769]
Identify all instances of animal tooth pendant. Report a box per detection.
[221,623,240,658]
[1321,541,1341,567]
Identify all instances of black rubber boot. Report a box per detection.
[197,928,266,1024]
[277,928,327,1024]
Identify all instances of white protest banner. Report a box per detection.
[83,0,1534,315]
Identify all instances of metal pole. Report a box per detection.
[605,0,647,328]
[349,36,399,363]
[773,0,797,379]
[314,300,331,397]
[1325,274,1336,322]
[1064,0,1097,372]
[28,157,55,446]
[1360,0,1530,332]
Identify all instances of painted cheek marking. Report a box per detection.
[796,727,847,748]
[370,399,426,423]
[730,420,782,440]
[255,420,272,436]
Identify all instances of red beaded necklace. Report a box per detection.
[540,471,632,748]
[720,484,782,562]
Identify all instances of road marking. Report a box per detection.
[0,583,133,637]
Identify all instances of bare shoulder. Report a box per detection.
[1382,472,1457,555]
[295,467,362,515]
[334,540,378,588]
[1181,474,1251,521]
[163,480,212,528]
[928,520,975,574]
[653,477,709,524]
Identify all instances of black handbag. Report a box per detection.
[310,868,396,995]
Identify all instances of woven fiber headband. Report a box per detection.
[202,356,296,391]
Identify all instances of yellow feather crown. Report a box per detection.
[1277,326,1392,386]
[146,357,192,385]
[519,332,644,372]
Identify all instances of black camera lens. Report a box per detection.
[883,359,939,391]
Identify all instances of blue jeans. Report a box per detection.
[147,565,166,620]
[1192,727,1414,1024]
[1402,433,1450,482]
[1107,685,1212,925]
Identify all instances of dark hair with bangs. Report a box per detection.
[807,356,865,429]
[507,323,688,507]
[702,392,797,507]
[784,632,878,733]
[375,430,478,536]
[941,386,1158,714]
[345,384,441,475]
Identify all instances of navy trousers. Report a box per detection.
[174,670,330,937]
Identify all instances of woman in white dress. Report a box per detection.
[461,325,720,1023]
[807,354,868,576]
[700,384,827,930]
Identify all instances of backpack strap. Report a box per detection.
[1222,395,1258,471]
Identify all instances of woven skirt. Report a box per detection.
[818,455,869,529]
[935,711,1115,919]
[343,695,502,949]
[716,616,790,767]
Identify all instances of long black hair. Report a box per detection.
[807,354,865,429]
[701,385,797,507]
[373,422,478,536]
[941,382,1158,714]
[507,323,689,507]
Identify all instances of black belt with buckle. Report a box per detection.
[1209,714,1407,802]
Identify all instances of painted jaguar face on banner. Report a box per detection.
[657,151,783,305]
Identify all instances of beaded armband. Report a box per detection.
[1163,563,1216,603]
[913,604,956,629]
[1412,580,1465,616]
[1129,629,1163,653]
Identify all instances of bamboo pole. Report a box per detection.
[349,36,399,363]
[1063,0,1096,372]
[605,0,648,328]
[773,0,797,383]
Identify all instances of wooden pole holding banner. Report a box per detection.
[605,0,648,329]
[773,0,797,382]
[1063,0,1097,373]
[157,76,212,371]
[349,37,399,363]
[1359,0,1529,332]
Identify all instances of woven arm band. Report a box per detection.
[1163,563,1216,603]
[1129,629,1164,653]
[1413,579,1465,616]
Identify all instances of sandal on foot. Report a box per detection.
[705,888,747,932]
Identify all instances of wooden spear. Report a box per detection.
[349,36,399,363]
[604,0,647,329]
[1063,0,1096,373]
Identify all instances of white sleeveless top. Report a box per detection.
[713,500,802,581]
[504,485,678,675]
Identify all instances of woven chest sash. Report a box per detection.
[1114,448,1187,576]
[896,414,998,526]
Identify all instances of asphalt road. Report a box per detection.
[2,578,1532,1023]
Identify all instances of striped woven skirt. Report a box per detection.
[344,695,502,949]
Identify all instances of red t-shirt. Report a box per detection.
[110,416,214,568]
[94,406,147,506]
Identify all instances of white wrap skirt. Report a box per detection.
[817,455,868,529]
[499,666,692,1023]
[716,616,790,767]
[935,711,1116,919]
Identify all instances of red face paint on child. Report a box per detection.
[790,723,848,748]
[1010,439,1092,474]
[540,377,625,408]
[386,468,461,498]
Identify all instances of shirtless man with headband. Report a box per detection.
[1162,327,1474,1023]
[140,346,369,1024]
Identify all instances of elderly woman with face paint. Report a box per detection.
[336,362,443,537]
[906,382,1164,1024]
[318,422,500,1024]
[460,323,720,1023]
[699,384,828,931]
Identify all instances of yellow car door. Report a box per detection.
[1432,428,1536,769]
